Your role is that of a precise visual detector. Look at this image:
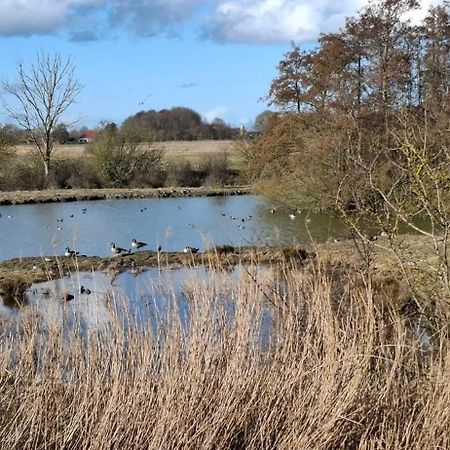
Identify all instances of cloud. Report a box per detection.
[0,0,201,37]
[0,0,105,36]
[0,0,443,43]
[201,0,443,44]
[107,0,204,37]
[202,0,371,44]
[203,106,227,123]
[178,82,198,89]
[69,30,99,42]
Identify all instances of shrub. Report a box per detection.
[90,125,164,188]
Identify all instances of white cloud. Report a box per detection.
[201,0,444,44]
[0,0,444,42]
[0,0,106,35]
[202,0,367,44]
[203,106,228,123]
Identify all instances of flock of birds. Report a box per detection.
[1,202,310,263]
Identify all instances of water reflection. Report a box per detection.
[0,266,273,343]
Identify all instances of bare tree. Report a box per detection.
[2,52,82,182]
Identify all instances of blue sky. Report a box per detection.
[0,0,439,129]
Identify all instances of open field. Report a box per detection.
[13,140,244,169]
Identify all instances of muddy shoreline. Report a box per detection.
[0,246,310,289]
[0,186,252,205]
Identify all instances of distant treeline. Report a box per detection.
[121,107,237,141]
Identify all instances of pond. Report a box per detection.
[0,195,348,261]
[0,266,275,346]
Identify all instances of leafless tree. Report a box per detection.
[2,52,82,182]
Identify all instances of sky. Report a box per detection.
[0,0,442,129]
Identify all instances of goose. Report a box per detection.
[183,246,199,254]
[111,243,128,255]
[131,238,147,249]
[65,247,79,257]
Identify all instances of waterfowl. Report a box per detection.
[80,286,91,295]
[63,293,74,302]
[183,246,199,254]
[270,208,276,214]
[65,247,79,257]
[111,243,128,255]
[289,213,296,220]
[131,238,147,249]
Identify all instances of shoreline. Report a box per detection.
[0,185,252,206]
[0,246,310,288]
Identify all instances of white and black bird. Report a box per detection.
[111,243,129,256]
[183,246,199,254]
[289,213,296,220]
[131,238,147,249]
[65,247,79,257]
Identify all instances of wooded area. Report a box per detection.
[249,0,450,216]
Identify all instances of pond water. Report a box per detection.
[0,195,348,261]
[0,266,274,345]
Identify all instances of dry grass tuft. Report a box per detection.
[0,260,448,449]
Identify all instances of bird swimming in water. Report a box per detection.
[131,238,147,249]
[80,286,91,295]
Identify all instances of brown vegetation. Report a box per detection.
[0,256,449,449]
[249,0,450,214]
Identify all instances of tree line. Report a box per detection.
[248,0,450,213]
[122,107,237,141]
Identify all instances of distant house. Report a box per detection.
[78,131,97,143]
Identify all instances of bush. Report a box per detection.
[0,154,45,190]
[90,126,164,188]
[48,159,102,189]
[166,161,206,187]
[200,153,238,186]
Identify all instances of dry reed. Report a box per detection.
[0,259,449,450]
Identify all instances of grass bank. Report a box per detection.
[0,186,251,205]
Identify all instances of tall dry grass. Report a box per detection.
[0,261,449,449]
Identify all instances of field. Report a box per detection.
[13,140,245,170]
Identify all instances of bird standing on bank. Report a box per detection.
[131,238,147,249]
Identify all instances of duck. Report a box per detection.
[183,246,199,254]
[111,243,129,255]
[80,286,91,295]
[63,292,74,302]
[131,238,147,249]
[289,213,296,220]
[65,247,79,257]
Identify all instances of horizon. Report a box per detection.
[0,0,441,130]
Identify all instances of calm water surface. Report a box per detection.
[1,266,274,344]
[0,195,347,260]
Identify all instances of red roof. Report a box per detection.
[79,131,97,139]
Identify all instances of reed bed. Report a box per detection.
[0,260,449,449]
